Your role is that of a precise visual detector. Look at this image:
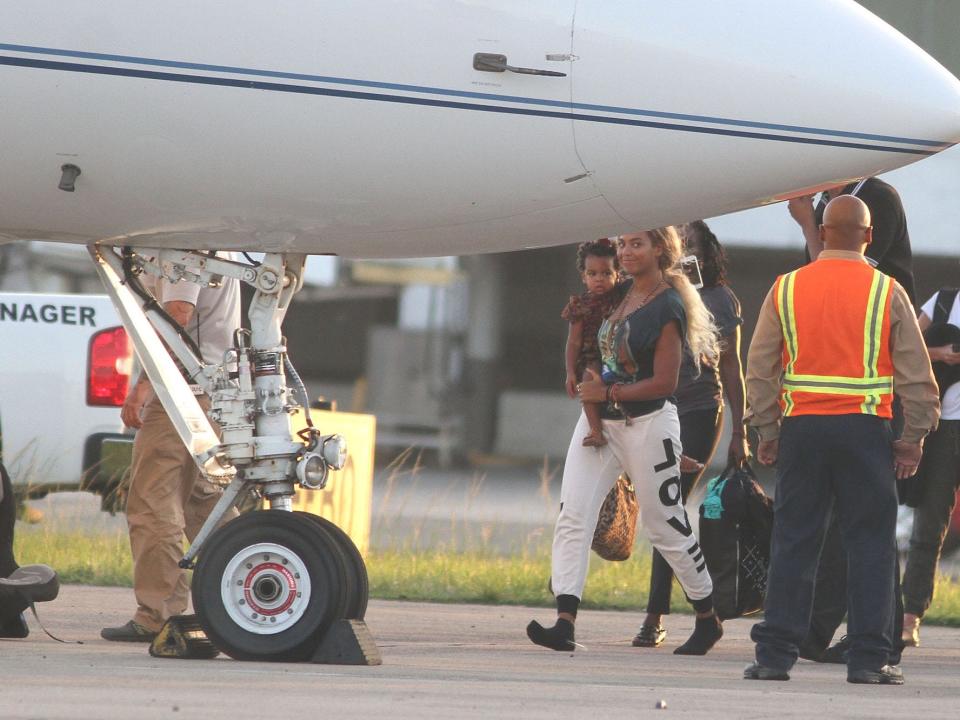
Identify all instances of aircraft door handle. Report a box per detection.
[472,53,566,77]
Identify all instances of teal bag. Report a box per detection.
[701,474,727,520]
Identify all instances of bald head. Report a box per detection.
[820,195,873,252]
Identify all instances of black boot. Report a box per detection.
[526,618,576,651]
[674,614,723,655]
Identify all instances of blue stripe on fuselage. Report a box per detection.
[0,52,939,156]
[0,42,947,149]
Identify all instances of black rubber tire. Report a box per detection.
[192,510,348,661]
[288,513,357,620]
[295,512,369,620]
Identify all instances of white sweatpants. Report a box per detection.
[552,404,713,602]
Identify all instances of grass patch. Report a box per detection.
[15,526,133,587]
[916,584,960,627]
[367,549,659,611]
[14,526,960,625]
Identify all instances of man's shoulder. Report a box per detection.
[859,177,903,208]
[887,280,914,315]
[704,283,741,312]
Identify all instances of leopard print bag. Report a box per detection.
[592,474,639,561]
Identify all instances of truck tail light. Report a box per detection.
[87,326,133,407]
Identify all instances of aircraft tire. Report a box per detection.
[295,512,368,620]
[192,510,349,661]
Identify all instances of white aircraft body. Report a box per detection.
[2,0,959,662]
[1,0,959,258]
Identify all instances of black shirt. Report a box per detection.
[674,285,742,415]
[809,177,916,305]
[598,287,687,418]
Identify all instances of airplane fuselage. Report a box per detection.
[1,0,959,257]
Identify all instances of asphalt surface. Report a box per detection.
[2,586,959,720]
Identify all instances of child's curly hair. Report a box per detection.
[576,237,619,273]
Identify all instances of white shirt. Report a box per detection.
[144,252,243,366]
[920,290,960,420]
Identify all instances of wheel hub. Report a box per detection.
[221,543,313,635]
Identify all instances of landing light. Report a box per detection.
[321,435,348,471]
[296,452,328,490]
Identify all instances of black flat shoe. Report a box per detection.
[743,662,790,681]
[847,665,904,685]
[674,614,723,655]
[526,619,576,651]
[632,624,666,647]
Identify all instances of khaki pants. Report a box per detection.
[127,395,236,631]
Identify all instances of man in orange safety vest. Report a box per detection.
[742,195,939,685]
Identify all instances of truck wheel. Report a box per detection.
[295,512,369,620]
[192,510,348,661]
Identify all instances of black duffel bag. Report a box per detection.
[698,462,774,620]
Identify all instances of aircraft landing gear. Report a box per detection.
[89,245,376,664]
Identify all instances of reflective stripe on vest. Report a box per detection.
[775,267,893,417]
[776,270,799,416]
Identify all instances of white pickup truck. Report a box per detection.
[0,292,134,507]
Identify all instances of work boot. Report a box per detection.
[101,620,158,642]
[847,665,904,685]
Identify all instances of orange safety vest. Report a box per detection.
[773,259,895,419]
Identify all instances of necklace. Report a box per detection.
[613,277,663,322]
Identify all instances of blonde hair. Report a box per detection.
[645,226,719,370]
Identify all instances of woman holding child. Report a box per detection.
[527,226,724,655]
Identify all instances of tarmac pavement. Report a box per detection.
[2,585,959,720]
